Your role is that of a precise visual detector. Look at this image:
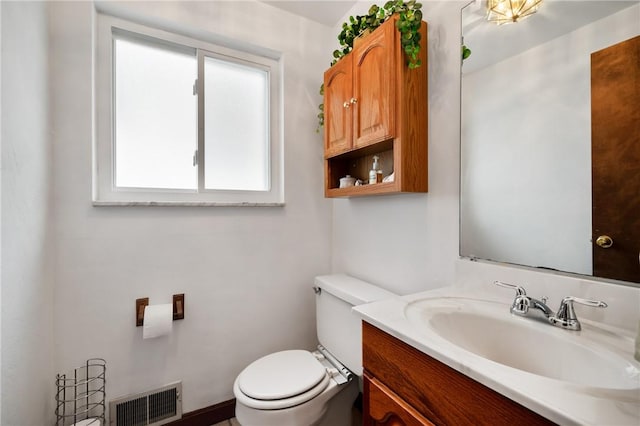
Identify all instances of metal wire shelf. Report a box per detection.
[55,358,106,426]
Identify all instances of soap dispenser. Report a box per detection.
[369,155,383,184]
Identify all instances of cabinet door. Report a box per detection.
[324,54,353,157]
[352,20,396,149]
[364,373,434,426]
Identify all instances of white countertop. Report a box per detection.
[353,286,640,426]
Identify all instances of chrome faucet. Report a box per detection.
[494,281,553,319]
[494,281,607,331]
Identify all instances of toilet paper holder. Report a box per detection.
[136,294,185,326]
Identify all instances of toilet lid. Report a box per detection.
[237,350,327,400]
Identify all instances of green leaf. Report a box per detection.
[462,45,472,60]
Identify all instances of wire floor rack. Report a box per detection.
[55,358,106,426]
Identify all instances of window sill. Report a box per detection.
[92,200,285,207]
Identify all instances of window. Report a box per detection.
[94,14,283,205]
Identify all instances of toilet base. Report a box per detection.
[315,378,359,426]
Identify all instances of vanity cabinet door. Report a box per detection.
[323,54,353,157]
[364,372,434,426]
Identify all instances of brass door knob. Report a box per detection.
[595,235,613,248]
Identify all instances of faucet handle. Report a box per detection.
[550,296,608,331]
[562,296,607,309]
[494,280,526,296]
[494,281,529,315]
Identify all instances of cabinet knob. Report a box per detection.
[350,97,358,104]
[343,101,350,109]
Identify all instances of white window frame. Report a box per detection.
[94,13,284,206]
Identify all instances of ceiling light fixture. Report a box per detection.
[487,0,543,25]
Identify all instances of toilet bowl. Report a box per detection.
[233,274,395,426]
[234,349,359,426]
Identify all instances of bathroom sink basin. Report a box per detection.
[404,297,640,391]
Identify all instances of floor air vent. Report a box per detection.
[109,382,182,426]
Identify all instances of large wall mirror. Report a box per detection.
[460,0,640,285]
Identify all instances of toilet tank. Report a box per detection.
[314,274,395,376]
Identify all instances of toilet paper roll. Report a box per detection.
[143,304,173,339]
[72,418,101,426]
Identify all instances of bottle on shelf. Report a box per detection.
[369,155,383,184]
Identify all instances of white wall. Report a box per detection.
[461,5,640,275]
[331,1,466,295]
[0,1,3,420]
[1,1,55,424]
[2,0,636,422]
[49,0,334,417]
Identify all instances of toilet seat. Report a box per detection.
[234,350,331,410]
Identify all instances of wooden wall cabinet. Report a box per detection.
[362,322,556,426]
[323,16,428,198]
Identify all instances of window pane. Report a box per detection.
[204,56,269,191]
[114,37,197,190]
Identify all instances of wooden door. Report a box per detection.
[324,54,353,157]
[352,18,396,149]
[591,35,640,283]
[364,373,434,426]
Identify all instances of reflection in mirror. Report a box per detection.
[460,0,640,284]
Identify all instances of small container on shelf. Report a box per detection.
[339,175,357,188]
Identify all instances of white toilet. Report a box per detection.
[233,274,395,426]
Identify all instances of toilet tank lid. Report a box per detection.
[314,274,396,306]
